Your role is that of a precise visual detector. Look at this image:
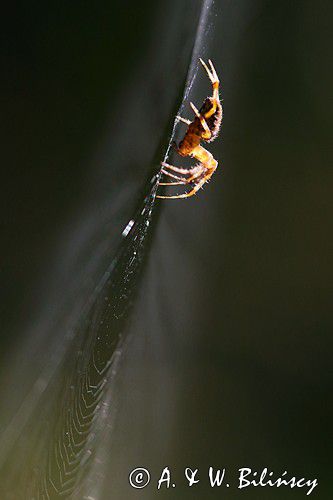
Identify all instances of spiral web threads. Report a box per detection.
[30,193,156,499]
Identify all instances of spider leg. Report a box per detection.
[186,168,205,182]
[176,115,191,125]
[199,58,219,88]
[157,168,215,199]
[190,102,212,140]
[199,58,214,81]
[199,58,220,120]
[161,161,198,175]
[159,165,205,187]
[208,59,219,82]
[161,169,187,182]
[159,181,188,186]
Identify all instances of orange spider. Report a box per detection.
[157,58,222,199]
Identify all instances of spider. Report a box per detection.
[157,58,222,199]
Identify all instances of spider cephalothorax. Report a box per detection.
[157,59,222,199]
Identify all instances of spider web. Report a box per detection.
[0,0,216,498]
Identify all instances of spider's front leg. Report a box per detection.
[199,58,220,121]
[200,58,219,91]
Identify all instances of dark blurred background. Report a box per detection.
[1,1,156,338]
[0,1,332,499]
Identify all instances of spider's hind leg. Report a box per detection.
[161,168,186,182]
[161,161,199,175]
[157,168,214,199]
